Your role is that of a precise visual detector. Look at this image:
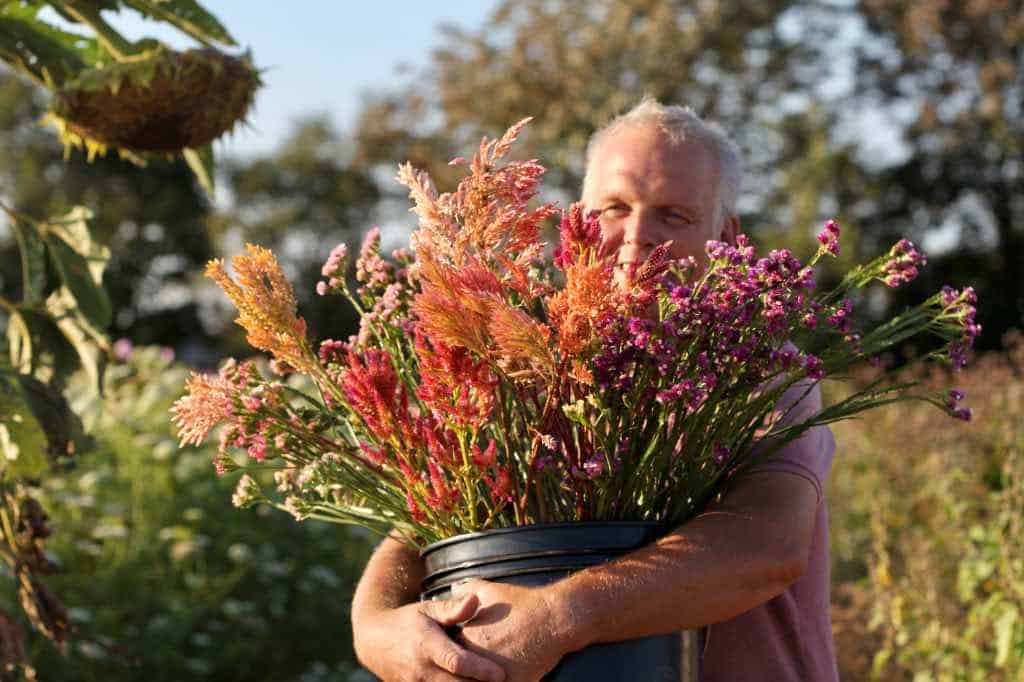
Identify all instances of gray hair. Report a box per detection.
[582,97,743,231]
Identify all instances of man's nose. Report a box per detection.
[622,210,659,253]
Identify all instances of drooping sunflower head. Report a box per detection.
[48,45,261,156]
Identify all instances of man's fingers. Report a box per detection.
[424,667,479,682]
[423,628,506,682]
[419,594,480,626]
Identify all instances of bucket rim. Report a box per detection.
[419,520,669,559]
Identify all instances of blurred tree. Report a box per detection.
[354,0,821,197]
[353,0,1021,348]
[0,69,218,351]
[216,115,381,346]
[848,0,1024,344]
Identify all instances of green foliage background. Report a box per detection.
[9,347,375,681]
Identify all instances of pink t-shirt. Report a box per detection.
[701,377,840,681]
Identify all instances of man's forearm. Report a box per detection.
[351,532,423,642]
[547,472,816,651]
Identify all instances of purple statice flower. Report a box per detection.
[946,388,968,413]
[582,454,605,478]
[628,316,655,350]
[882,239,927,288]
[656,379,695,405]
[949,342,969,371]
[953,407,973,421]
[802,353,825,380]
[795,266,817,290]
[770,346,798,371]
[816,219,841,257]
[827,299,853,333]
[939,286,981,369]
[534,455,556,472]
[705,240,730,261]
[713,443,731,465]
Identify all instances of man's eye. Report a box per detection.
[665,211,691,224]
[602,204,629,217]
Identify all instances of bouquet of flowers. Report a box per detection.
[171,119,978,547]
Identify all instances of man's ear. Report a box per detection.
[720,212,740,245]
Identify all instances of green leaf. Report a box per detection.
[45,286,108,399]
[6,307,80,389]
[6,308,31,373]
[0,7,102,86]
[46,206,109,284]
[10,370,91,466]
[121,0,237,46]
[9,217,49,305]
[0,372,48,479]
[42,207,112,330]
[183,144,215,197]
[994,604,1019,667]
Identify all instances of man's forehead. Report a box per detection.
[586,130,718,201]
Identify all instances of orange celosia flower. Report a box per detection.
[413,254,504,355]
[487,302,556,381]
[398,118,555,286]
[205,244,315,373]
[546,256,621,357]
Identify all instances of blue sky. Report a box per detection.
[101,1,503,157]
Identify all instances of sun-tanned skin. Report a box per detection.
[350,123,820,682]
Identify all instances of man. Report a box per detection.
[351,99,839,682]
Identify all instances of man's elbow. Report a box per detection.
[761,540,811,595]
[738,538,810,600]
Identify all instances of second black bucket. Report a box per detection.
[420,521,703,682]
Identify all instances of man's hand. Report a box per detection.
[449,579,571,682]
[353,593,507,682]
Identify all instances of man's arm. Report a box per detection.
[543,470,819,651]
[351,531,506,682]
[351,531,424,615]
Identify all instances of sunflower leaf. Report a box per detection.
[9,217,49,306]
[121,0,237,46]
[0,5,103,85]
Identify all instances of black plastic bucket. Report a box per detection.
[420,522,703,681]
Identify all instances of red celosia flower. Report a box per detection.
[415,331,497,429]
[339,349,405,441]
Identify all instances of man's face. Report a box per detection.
[583,124,736,289]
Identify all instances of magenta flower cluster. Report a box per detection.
[816,219,840,256]
[882,239,927,288]
[594,234,846,406]
[940,285,981,371]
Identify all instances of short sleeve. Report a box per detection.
[746,378,836,503]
